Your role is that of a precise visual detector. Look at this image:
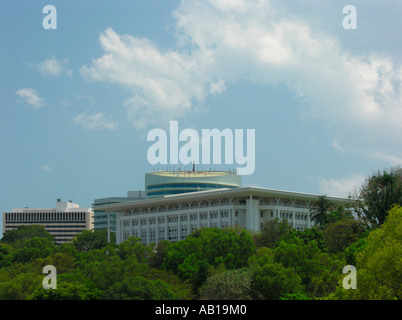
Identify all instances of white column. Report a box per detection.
[165,215,168,240]
[291,200,296,228]
[307,201,311,228]
[187,212,190,236]
[147,216,150,245]
[107,212,110,243]
[246,196,259,231]
[178,214,181,240]
[156,216,159,244]
[292,210,295,228]
[138,217,141,242]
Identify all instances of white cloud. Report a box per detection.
[41,164,53,173]
[373,152,402,166]
[80,0,402,164]
[209,79,226,95]
[173,0,402,163]
[319,175,366,198]
[80,28,219,130]
[16,88,45,108]
[73,112,117,131]
[330,139,344,153]
[34,56,72,76]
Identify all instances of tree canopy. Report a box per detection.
[1,225,54,246]
[356,166,402,226]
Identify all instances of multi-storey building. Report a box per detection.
[2,199,93,245]
[92,170,240,236]
[92,191,145,232]
[94,186,350,246]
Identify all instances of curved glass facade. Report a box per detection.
[147,183,238,197]
[145,171,241,198]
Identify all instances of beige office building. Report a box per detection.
[2,199,94,244]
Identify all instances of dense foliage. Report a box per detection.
[0,167,401,300]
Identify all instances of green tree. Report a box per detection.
[0,243,15,268]
[343,238,367,266]
[253,218,292,248]
[163,227,255,293]
[28,280,99,300]
[273,237,343,297]
[1,225,54,246]
[328,206,401,300]
[200,268,253,300]
[102,276,180,300]
[12,237,55,264]
[42,252,76,274]
[310,195,334,228]
[118,236,152,262]
[177,252,210,290]
[72,229,109,251]
[280,293,312,300]
[357,166,402,226]
[148,240,172,268]
[355,205,402,299]
[326,203,353,224]
[81,253,123,290]
[249,248,304,300]
[323,219,366,253]
[56,241,78,258]
[280,227,326,251]
[0,272,42,300]
[57,269,103,299]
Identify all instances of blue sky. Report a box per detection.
[1,0,401,237]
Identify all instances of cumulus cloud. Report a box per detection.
[209,79,226,95]
[73,112,117,131]
[33,56,72,76]
[80,28,215,130]
[80,0,402,163]
[319,174,366,198]
[15,88,45,108]
[174,0,402,164]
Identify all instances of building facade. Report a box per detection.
[2,199,93,245]
[93,191,145,232]
[94,187,350,246]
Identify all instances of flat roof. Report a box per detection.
[94,186,351,212]
[147,170,237,177]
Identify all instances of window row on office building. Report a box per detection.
[2,199,93,245]
[94,186,350,246]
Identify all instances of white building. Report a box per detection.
[93,191,145,232]
[93,187,350,245]
[2,199,94,245]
